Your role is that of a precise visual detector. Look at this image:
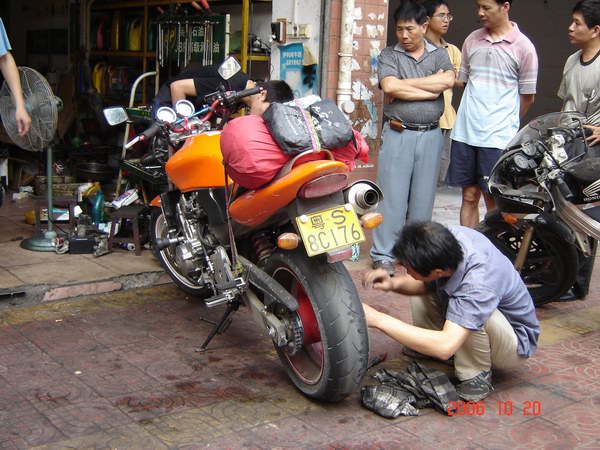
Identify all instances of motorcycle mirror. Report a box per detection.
[218,56,242,80]
[103,107,128,126]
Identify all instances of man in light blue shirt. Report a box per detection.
[0,18,30,136]
[362,221,539,401]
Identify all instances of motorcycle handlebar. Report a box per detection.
[223,86,263,105]
[141,122,163,141]
[555,177,575,201]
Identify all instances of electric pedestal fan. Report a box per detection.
[0,67,62,251]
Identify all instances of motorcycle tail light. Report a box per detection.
[361,212,383,229]
[501,212,519,225]
[277,232,300,250]
[298,174,349,198]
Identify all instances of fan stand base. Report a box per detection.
[20,231,58,252]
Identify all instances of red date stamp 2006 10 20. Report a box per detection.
[448,400,542,417]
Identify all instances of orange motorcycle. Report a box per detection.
[103,71,383,402]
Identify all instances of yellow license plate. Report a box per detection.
[296,204,365,257]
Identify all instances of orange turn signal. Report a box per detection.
[501,212,519,225]
[277,232,300,250]
[360,212,383,229]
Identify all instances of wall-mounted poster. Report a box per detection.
[280,43,318,98]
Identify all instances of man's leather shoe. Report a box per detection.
[558,288,580,302]
[372,260,394,277]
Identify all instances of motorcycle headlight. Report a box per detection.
[343,180,383,215]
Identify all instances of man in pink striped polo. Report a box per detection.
[445,0,538,228]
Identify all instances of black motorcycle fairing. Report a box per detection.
[482,209,576,245]
[565,157,600,204]
[491,191,549,214]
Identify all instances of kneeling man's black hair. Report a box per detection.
[393,221,464,276]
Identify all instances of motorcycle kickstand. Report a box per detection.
[195,301,238,352]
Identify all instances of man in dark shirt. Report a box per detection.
[370,2,455,277]
[363,221,539,401]
[151,63,254,117]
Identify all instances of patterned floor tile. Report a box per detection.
[247,415,334,448]
[58,348,163,397]
[0,410,65,450]
[491,382,576,415]
[139,400,288,447]
[103,423,170,449]
[15,376,99,414]
[0,337,47,367]
[111,388,191,423]
[542,395,600,447]
[167,377,253,409]
[16,319,108,358]
[227,362,291,393]
[472,417,580,449]
[398,406,528,449]
[42,398,132,439]
[534,362,600,402]
[321,424,433,450]
[1,359,75,390]
[296,401,395,441]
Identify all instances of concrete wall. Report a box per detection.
[321,0,389,179]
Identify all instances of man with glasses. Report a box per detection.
[445,0,538,228]
[422,0,461,187]
[370,1,455,276]
[557,0,600,301]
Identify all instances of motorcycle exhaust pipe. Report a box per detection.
[344,180,384,215]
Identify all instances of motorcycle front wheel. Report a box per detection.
[477,221,578,306]
[264,249,369,402]
[150,208,211,298]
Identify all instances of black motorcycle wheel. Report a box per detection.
[150,208,211,298]
[477,221,578,306]
[264,249,369,402]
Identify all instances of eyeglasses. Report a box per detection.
[432,13,453,21]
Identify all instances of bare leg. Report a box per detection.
[169,79,197,105]
[482,191,496,213]
[460,185,482,228]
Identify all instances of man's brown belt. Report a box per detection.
[389,119,439,132]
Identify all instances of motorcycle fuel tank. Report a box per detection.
[165,131,230,192]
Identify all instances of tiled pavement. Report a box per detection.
[1,188,600,448]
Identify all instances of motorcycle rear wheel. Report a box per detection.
[477,221,578,306]
[264,249,369,402]
[150,208,211,298]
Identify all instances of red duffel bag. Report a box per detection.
[220,115,292,189]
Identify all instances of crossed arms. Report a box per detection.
[380,69,455,102]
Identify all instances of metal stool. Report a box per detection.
[108,205,147,256]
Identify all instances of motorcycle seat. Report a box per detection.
[229,159,349,227]
[274,149,335,180]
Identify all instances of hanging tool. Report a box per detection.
[191,0,212,14]
[176,20,181,66]
[157,22,163,66]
